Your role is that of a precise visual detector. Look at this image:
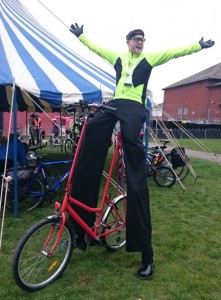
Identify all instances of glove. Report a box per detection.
[70,23,84,37]
[199,37,215,49]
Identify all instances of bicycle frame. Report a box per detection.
[12,103,128,292]
[47,116,126,255]
[26,159,73,199]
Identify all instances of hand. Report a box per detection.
[199,37,215,49]
[70,23,84,37]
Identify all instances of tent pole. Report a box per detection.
[59,109,64,152]
[26,111,28,134]
[13,85,18,218]
[145,98,151,158]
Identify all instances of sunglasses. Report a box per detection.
[130,37,146,42]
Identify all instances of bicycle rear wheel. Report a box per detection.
[165,153,190,181]
[172,165,190,180]
[153,165,176,187]
[101,194,127,251]
[25,178,45,211]
[12,217,74,291]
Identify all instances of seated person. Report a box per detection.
[0,134,28,173]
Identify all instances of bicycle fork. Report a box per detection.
[40,210,66,257]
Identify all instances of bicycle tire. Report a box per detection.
[12,217,74,291]
[165,153,190,181]
[172,165,190,180]
[101,194,127,251]
[25,178,46,211]
[153,165,176,187]
[64,138,76,157]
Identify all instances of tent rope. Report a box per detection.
[36,0,69,29]
[0,84,15,251]
[149,101,221,165]
[36,0,114,69]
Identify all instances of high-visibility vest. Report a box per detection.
[34,118,41,128]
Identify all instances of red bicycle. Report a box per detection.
[12,101,127,291]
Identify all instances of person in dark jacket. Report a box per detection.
[70,23,215,279]
[29,113,36,146]
[0,134,27,172]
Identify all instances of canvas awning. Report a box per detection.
[0,0,115,112]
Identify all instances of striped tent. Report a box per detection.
[0,0,116,219]
[0,0,115,112]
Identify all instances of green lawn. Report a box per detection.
[151,138,221,154]
[0,145,221,300]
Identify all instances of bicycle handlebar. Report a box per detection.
[88,102,117,112]
[63,101,117,113]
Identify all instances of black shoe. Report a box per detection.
[73,237,97,251]
[137,263,153,280]
[74,238,88,251]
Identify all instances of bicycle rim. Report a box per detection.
[153,166,176,187]
[25,178,45,211]
[101,195,127,251]
[173,165,190,180]
[12,217,74,291]
[165,153,190,181]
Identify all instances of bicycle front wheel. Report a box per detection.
[153,165,176,187]
[101,194,127,251]
[12,217,74,292]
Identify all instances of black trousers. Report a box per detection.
[71,100,153,262]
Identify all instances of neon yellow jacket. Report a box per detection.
[79,34,202,104]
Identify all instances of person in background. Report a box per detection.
[51,118,59,144]
[34,114,42,144]
[70,23,215,280]
[0,133,27,173]
[29,113,36,146]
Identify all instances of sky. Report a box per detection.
[21,0,220,103]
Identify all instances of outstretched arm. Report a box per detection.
[146,37,215,68]
[70,22,119,65]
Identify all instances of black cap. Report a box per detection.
[126,29,144,40]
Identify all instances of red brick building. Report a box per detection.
[163,63,221,124]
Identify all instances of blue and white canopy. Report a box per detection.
[0,0,115,112]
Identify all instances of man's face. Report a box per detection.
[127,35,145,54]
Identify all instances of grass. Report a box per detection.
[152,138,221,154]
[1,140,221,299]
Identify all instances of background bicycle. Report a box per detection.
[63,104,90,158]
[2,143,71,211]
[24,157,72,211]
[148,139,190,181]
[145,149,176,187]
[114,126,176,188]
